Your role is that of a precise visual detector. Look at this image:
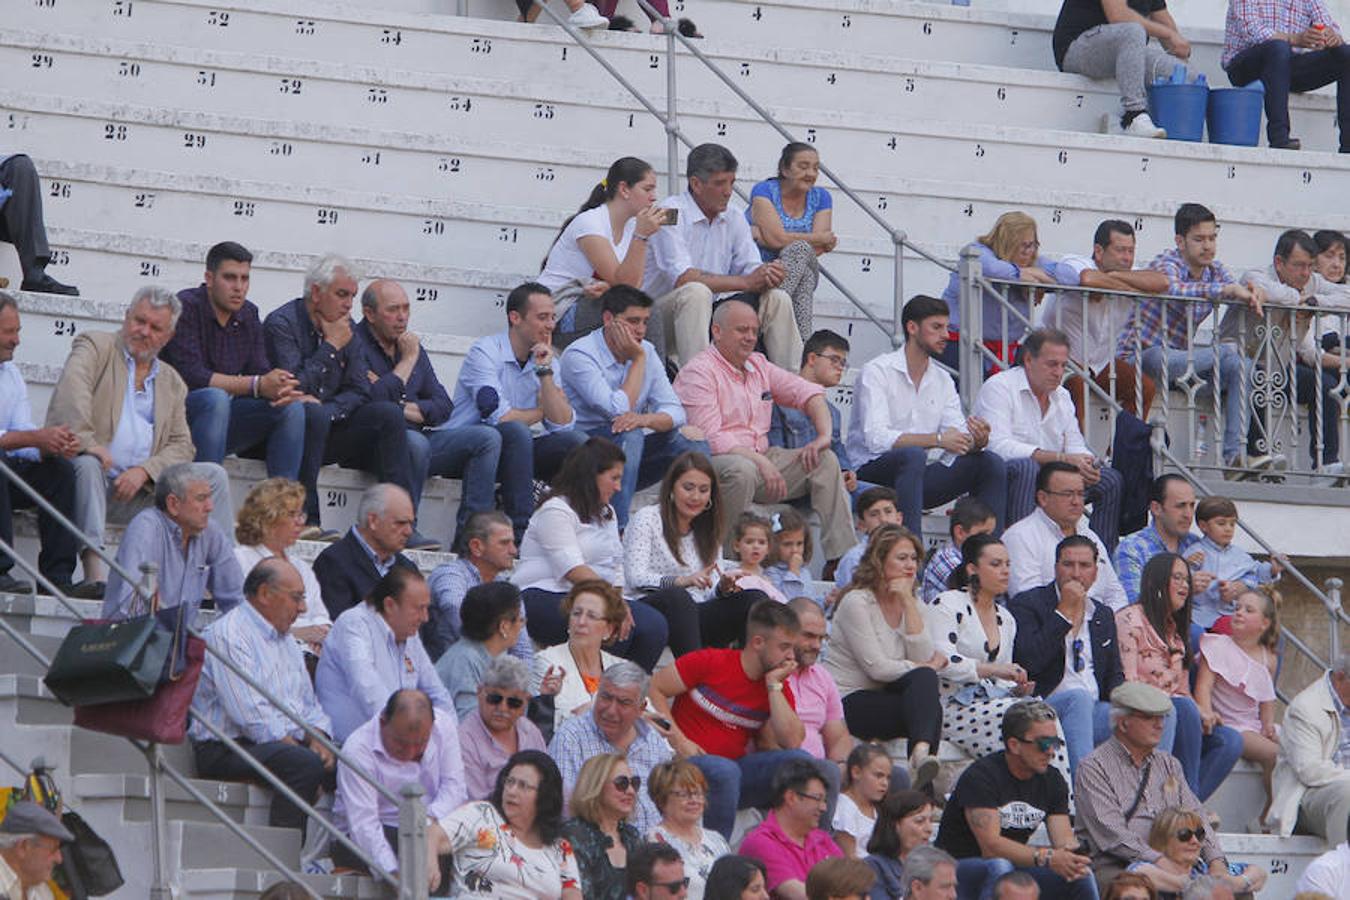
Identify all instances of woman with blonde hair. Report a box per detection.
[940,211,1058,373]
[234,478,330,653]
[646,759,730,899]
[563,753,644,900]
[1126,807,1265,898]
[532,579,630,730]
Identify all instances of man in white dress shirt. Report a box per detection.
[848,294,1007,542]
[1001,461,1126,611]
[974,328,1123,551]
[643,143,802,369]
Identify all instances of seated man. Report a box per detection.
[1296,827,1350,896]
[313,483,418,620]
[1010,535,1125,775]
[738,759,844,900]
[674,299,855,563]
[458,655,546,801]
[1002,461,1127,611]
[559,284,708,528]
[315,566,453,744]
[161,241,313,532]
[643,142,803,369]
[446,281,587,539]
[262,254,429,548]
[0,801,76,899]
[890,845,959,900]
[1113,474,1208,602]
[102,462,244,624]
[1075,683,1263,895]
[0,153,77,295]
[356,278,501,550]
[423,509,530,663]
[332,689,466,885]
[849,294,1006,543]
[191,558,336,831]
[921,496,997,604]
[1222,0,1350,151]
[627,843,688,900]
[935,700,1096,900]
[974,327,1124,551]
[551,661,673,835]
[47,286,233,584]
[1270,655,1350,845]
[0,292,87,596]
[770,329,859,498]
[786,598,852,771]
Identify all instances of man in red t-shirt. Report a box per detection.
[648,599,840,840]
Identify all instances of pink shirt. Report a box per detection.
[740,809,843,892]
[673,347,823,454]
[788,664,846,759]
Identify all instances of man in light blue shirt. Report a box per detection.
[560,285,709,527]
[1113,474,1210,603]
[423,509,531,664]
[448,282,586,538]
[316,566,454,743]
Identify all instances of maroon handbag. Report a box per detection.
[72,632,205,744]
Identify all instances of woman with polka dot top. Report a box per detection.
[929,533,1071,780]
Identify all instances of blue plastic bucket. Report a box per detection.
[1147,82,1209,142]
[1207,84,1264,146]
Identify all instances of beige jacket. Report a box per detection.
[1271,673,1350,836]
[44,331,194,483]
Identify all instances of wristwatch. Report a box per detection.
[534,365,553,377]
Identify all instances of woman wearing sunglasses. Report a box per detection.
[437,582,557,720]
[1125,807,1264,898]
[461,655,547,801]
[563,753,645,900]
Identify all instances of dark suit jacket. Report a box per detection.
[1009,582,1124,702]
[313,528,417,619]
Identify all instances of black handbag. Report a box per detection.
[43,591,173,707]
[55,809,124,897]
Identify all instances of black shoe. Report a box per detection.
[1272,137,1302,150]
[62,580,106,600]
[20,272,79,296]
[0,574,34,594]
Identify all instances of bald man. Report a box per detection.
[357,279,500,552]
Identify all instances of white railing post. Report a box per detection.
[958,245,984,411]
[891,231,906,349]
[147,743,170,900]
[397,783,429,900]
[1327,577,1344,663]
[665,26,679,196]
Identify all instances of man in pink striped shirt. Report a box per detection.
[673,299,855,563]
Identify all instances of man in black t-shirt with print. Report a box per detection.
[1052,0,1193,138]
[936,700,1099,900]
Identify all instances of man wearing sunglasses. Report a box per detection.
[627,842,689,899]
[936,700,1097,900]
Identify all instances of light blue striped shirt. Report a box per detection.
[559,328,685,433]
[189,600,330,744]
[0,362,39,463]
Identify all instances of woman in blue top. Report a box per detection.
[939,210,1057,374]
[747,142,837,339]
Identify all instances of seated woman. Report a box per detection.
[747,142,837,339]
[862,789,939,899]
[832,743,892,859]
[646,759,730,900]
[939,211,1058,373]
[233,477,331,654]
[562,753,644,900]
[825,525,943,789]
[929,534,1071,781]
[436,749,582,899]
[704,855,770,900]
[514,437,669,671]
[1126,807,1265,898]
[532,580,628,730]
[1115,554,1243,801]
[538,157,664,347]
[461,655,548,801]
[622,451,766,652]
[436,582,539,719]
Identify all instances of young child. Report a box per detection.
[768,329,859,495]
[727,512,788,604]
[920,496,998,604]
[765,509,824,606]
[832,486,902,590]
[832,743,892,859]
[1190,496,1283,631]
[1193,588,1279,830]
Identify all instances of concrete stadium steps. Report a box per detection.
[180,869,383,900]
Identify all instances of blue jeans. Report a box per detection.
[407,425,502,548]
[1046,689,1112,777]
[856,447,1007,541]
[1225,39,1350,150]
[587,426,710,528]
[689,750,840,841]
[1169,695,1244,801]
[185,388,305,478]
[955,858,1098,900]
[495,423,588,538]
[1141,344,1251,461]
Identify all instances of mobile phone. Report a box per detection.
[659,207,679,226]
[649,715,672,730]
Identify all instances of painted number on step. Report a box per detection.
[904,77,915,92]
[860,257,872,273]
[649,55,660,70]
[876,196,888,210]
[422,219,445,236]
[233,201,255,217]
[326,491,348,508]
[35,0,56,7]
[1302,170,1312,184]
[437,157,462,173]
[196,70,217,87]
[48,181,71,198]
[1268,859,1288,874]
[922,21,932,34]
[381,29,403,45]
[279,78,303,95]
[367,88,388,104]
[1140,156,1149,171]
[49,250,70,266]
[963,203,974,217]
[887,136,898,150]
[498,227,518,243]
[31,53,53,69]
[206,9,229,26]
[269,141,293,156]
[53,320,76,336]
[1074,94,1083,107]
[751,6,762,20]
[133,192,155,208]
[117,60,140,77]
[295,19,315,35]
[534,167,555,181]
[1227,165,1236,179]
[361,151,381,165]
[183,132,207,148]
[805,128,816,143]
[471,38,491,54]
[139,261,160,276]
[996,86,1007,101]
[841,15,850,27]
[827,73,836,85]
[533,103,555,119]
[1009,29,1018,44]
[415,287,439,303]
[739,62,751,77]
[6,114,29,131]
[1057,149,1068,164]
[1133,217,1145,232]
[974,143,985,157]
[316,208,339,225]
[111,0,132,14]
[448,96,473,112]
[1051,209,1062,223]
[716,121,727,136]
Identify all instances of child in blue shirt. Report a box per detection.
[1189,495,1283,630]
[768,329,859,496]
[833,486,902,593]
[765,508,824,606]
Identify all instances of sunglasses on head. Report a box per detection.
[485,692,525,710]
[612,775,642,793]
[1175,826,1206,842]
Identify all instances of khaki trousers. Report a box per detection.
[711,446,856,560]
[652,283,804,370]
[1296,774,1350,844]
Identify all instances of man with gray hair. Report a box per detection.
[263,254,431,548]
[423,509,530,663]
[642,142,804,369]
[313,483,418,620]
[0,800,75,899]
[48,286,233,587]
[1271,654,1350,845]
[355,278,500,551]
[458,655,546,800]
[101,461,244,623]
[549,660,673,833]
[899,845,958,900]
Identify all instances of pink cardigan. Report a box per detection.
[1115,604,1190,698]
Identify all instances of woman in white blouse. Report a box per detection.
[824,525,944,789]
[532,579,629,729]
[622,452,769,654]
[929,533,1070,776]
[233,478,330,654]
[514,437,667,671]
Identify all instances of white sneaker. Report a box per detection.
[1124,112,1167,139]
[568,4,609,28]
[1313,461,1346,486]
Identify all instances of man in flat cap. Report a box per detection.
[0,801,73,899]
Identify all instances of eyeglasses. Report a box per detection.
[793,789,828,806]
[1170,572,1191,583]
[1071,638,1085,673]
[569,608,607,622]
[1175,827,1206,842]
[503,775,539,793]
[612,775,642,793]
[485,692,526,710]
[649,877,691,893]
[1014,735,1065,753]
[1019,239,1041,252]
[670,789,706,801]
[1042,489,1086,500]
[818,352,848,368]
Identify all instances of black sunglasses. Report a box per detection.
[485,692,526,710]
[612,775,642,792]
[1175,827,1206,842]
[1072,638,1085,673]
[649,876,691,892]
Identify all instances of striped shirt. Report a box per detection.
[189,601,330,744]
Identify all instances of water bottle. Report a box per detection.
[1193,414,1210,461]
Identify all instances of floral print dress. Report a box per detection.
[439,801,581,899]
